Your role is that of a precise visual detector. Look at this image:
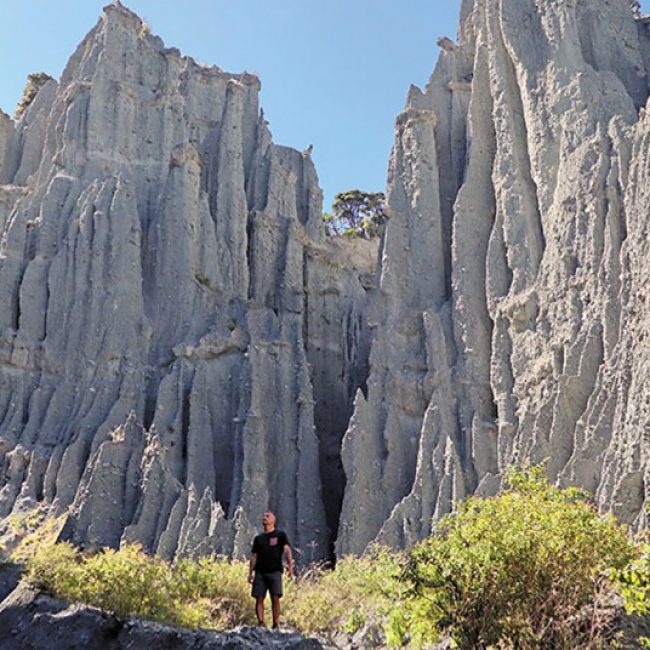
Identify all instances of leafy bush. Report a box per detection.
[285,546,405,639]
[23,541,252,629]
[174,556,256,628]
[402,466,635,649]
[25,541,85,600]
[613,541,650,647]
[615,541,650,617]
[80,545,183,622]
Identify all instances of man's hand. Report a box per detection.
[249,553,256,584]
[284,544,294,579]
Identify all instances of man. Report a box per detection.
[248,511,293,629]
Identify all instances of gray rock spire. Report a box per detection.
[338,0,650,554]
[0,3,374,560]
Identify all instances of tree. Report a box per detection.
[323,189,387,239]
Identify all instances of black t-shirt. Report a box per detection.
[251,530,290,573]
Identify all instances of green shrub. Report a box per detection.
[27,542,183,623]
[80,545,181,622]
[615,541,650,617]
[25,541,84,599]
[22,541,252,630]
[402,466,635,649]
[286,545,406,641]
[174,556,255,628]
[15,72,53,118]
[613,541,650,647]
[195,273,212,288]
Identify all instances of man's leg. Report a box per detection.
[256,596,265,626]
[252,572,267,625]
[271,595,281,629]
[268,571,283,629]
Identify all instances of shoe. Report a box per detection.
[272,624,279,630]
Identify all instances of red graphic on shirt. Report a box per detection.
[269,537,278,546]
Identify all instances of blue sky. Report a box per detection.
[1,1,648,209]
[0,1,462,208]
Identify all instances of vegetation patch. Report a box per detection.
[138,21,151,40]
[24,542,255,629]
[7,507,47,536]
[15,72,53,119]
[5,505,66,566]
[13,467,650,648]
[399,466,636,649]
[613,541,650,647]
[195,272,212,288]
[323,189,387,239]
[285,546,406,640]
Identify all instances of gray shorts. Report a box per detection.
[252,571,283,598]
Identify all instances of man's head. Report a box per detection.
[262,511,276,531]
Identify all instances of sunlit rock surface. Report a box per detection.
[338,0,650,554]
[4,0,650,560]
[0,3,374,560]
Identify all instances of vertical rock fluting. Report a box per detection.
[0,4,372,560]
[338,0,650,554]
[6,0,650,561]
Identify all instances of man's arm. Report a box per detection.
[248,553,257,584]
[283,544,293,577]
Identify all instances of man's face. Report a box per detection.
[262,512,276,528]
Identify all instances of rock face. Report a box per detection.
[4,0,650,561]
[0,3,374,560]
[338,0,650,554]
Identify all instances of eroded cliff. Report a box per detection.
[4,0,650,561]
[0,3,374,560]
[338,0,650,554]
